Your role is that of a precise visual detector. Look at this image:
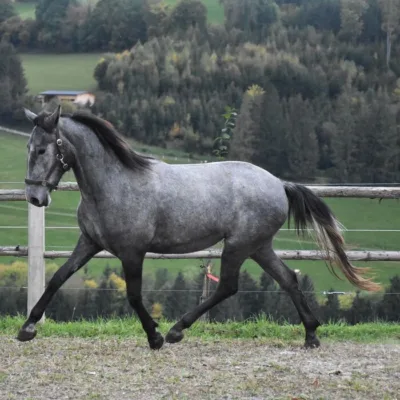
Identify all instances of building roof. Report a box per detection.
[39,90,89,96]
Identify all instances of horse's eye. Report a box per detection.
[38,149,46,155]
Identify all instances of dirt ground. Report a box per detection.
[0,336,399,400]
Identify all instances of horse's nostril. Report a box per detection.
[30,197,40,206]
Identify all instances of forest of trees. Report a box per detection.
[1,260,400,324]
[1,0,400,182]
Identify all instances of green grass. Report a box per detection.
[13,1,36,19]
[1,316,399,343]
[1,130,400,292]
[20,53,102,94]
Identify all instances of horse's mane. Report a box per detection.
[69,111,152,171]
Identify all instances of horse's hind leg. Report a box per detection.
[252,243,321,348]
[165,248,247,344]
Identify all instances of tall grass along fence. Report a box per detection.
[1,183,400,321]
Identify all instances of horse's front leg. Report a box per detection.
[122,256,164,350]
[17,234,101,342]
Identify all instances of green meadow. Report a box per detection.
[1,130,400,293]
[20,53,102,94]
[13,1,36,19]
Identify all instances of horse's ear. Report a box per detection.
[24,108,37,124]
[43,105,61,132]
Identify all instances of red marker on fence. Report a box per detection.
[206,273,219,283]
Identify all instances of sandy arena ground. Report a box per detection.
[0,337,399,399]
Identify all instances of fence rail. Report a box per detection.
[1,184,400,320]
[1,247,400,261]
[2,183,400,200]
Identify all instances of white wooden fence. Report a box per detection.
[1,183,400,318]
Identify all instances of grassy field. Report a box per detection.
[20,53,102,94]
[13,1,36,19]
[1,130,400,292]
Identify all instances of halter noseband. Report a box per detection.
[24,127,70,191]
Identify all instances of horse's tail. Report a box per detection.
[283,182,381,292]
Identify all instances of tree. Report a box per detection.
[154,268,170,290]
[378,275,400,321]
[322,289,341,323]
[256,84,288,176]
[147,267,170,308]
[360,0,383,43]
[144,0,170,38]
[283,95,319,180]
[167,0,207,36]
[165,272,189,320]
[347,291,376,323]
[295,0,341,33]
[353,90,398,182]
[340,0,369,42]
[35,0,77,50]
[222,0,279,43]
[238,270,261,320]
[330,92,359,182]
[81,0,147,51]
[0,40,27,119]
[0,16,37,48]
[259,272,279,320]
[230,84,265,163]
[378,0,400,67]
[62,3,91,51]
[0,0,15,24]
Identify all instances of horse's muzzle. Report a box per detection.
[25,186,51,208]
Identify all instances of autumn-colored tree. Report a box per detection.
[378,0,400,67]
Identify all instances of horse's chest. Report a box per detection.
[78,208,111,247]
[77,203,152,253]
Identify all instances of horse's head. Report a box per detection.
[24,106,71,207]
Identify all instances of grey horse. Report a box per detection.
[17,106,380,349]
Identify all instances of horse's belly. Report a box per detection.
[148,232,223,254]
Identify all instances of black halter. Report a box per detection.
[24,127,70,191]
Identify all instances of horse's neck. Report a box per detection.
[65,122,121,199]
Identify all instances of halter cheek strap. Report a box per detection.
[24,128,70,191]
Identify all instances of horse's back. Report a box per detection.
[151,160,288,248]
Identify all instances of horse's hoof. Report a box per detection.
[17,327,37,342]
[304,336,320,349]
[149,332,164,350]
[165,329,184,344]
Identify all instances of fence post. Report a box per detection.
[27,203,45,322]
[200,261,212,322]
